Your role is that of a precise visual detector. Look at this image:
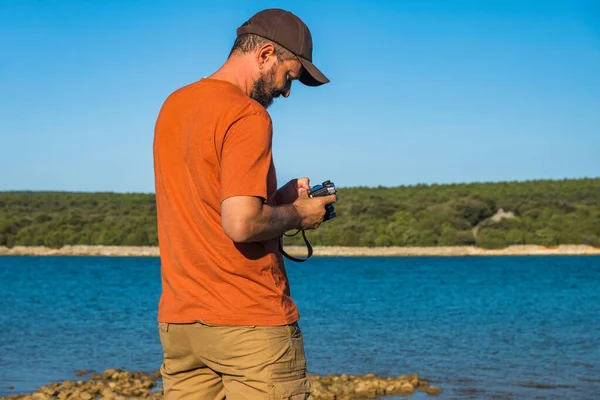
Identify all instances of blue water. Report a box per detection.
[1,256,599,399]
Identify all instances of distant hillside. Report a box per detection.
[1,178,599,249]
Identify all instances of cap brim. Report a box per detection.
[298,57,330,87]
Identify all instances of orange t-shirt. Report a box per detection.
[153,78,299,326]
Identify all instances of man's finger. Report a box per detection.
[297,177,310,190]
[298,188,309,198]
[321,194,337,204]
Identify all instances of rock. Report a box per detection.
[400,382,415,393]
[88,385,102,395]
[61,381,75,389]
[354,380,371,394]
[39,387,57,396]
[118,371,133,380]
[7,386,15,390]
[79,392,92,400]
[74,370,90,377]
[408,373,420,387]
[66,390,82,399]
[385,384,397,393]
[142,379,156,389]
[102,368,118,379]
[426,385,443,395]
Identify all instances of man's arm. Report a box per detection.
[219,114,336,243]
[221,189,337,243]
[221,196,300,243]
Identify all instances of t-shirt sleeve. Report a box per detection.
[220,113,273,203]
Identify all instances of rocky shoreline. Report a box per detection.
[1,369,442,399]
[1,244,599,257]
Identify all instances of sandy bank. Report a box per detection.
[1,244,599,257]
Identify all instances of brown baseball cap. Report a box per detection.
[236,8,330,87]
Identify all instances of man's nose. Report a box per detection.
[282,80,292,97]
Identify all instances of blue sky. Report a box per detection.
[1,0,599,192]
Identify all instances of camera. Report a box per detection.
[308,180,337,221]
[278,180,337,263]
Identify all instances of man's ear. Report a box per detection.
[256,43,276,68]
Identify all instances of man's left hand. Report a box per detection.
[275,177,310,205]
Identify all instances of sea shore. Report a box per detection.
[1,244,599,257]
[0,369,442,400]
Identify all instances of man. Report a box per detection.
[152,8,337,400]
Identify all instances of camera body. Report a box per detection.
[308,180,337,221]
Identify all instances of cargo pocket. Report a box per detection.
[267,374,311,400]
[266,322,311,399]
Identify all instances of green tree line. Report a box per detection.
[1,178,599,249]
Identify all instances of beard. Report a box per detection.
[250,65,283,109]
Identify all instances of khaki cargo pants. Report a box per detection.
[158,320,311,399]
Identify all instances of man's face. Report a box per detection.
[250,58,302,109]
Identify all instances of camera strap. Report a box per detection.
[278,230,313,262]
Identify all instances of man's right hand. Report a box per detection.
[292,187,337,230]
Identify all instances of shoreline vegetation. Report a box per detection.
[2,244,600,257]
[2,178,600,250]
[1,369,442,400]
